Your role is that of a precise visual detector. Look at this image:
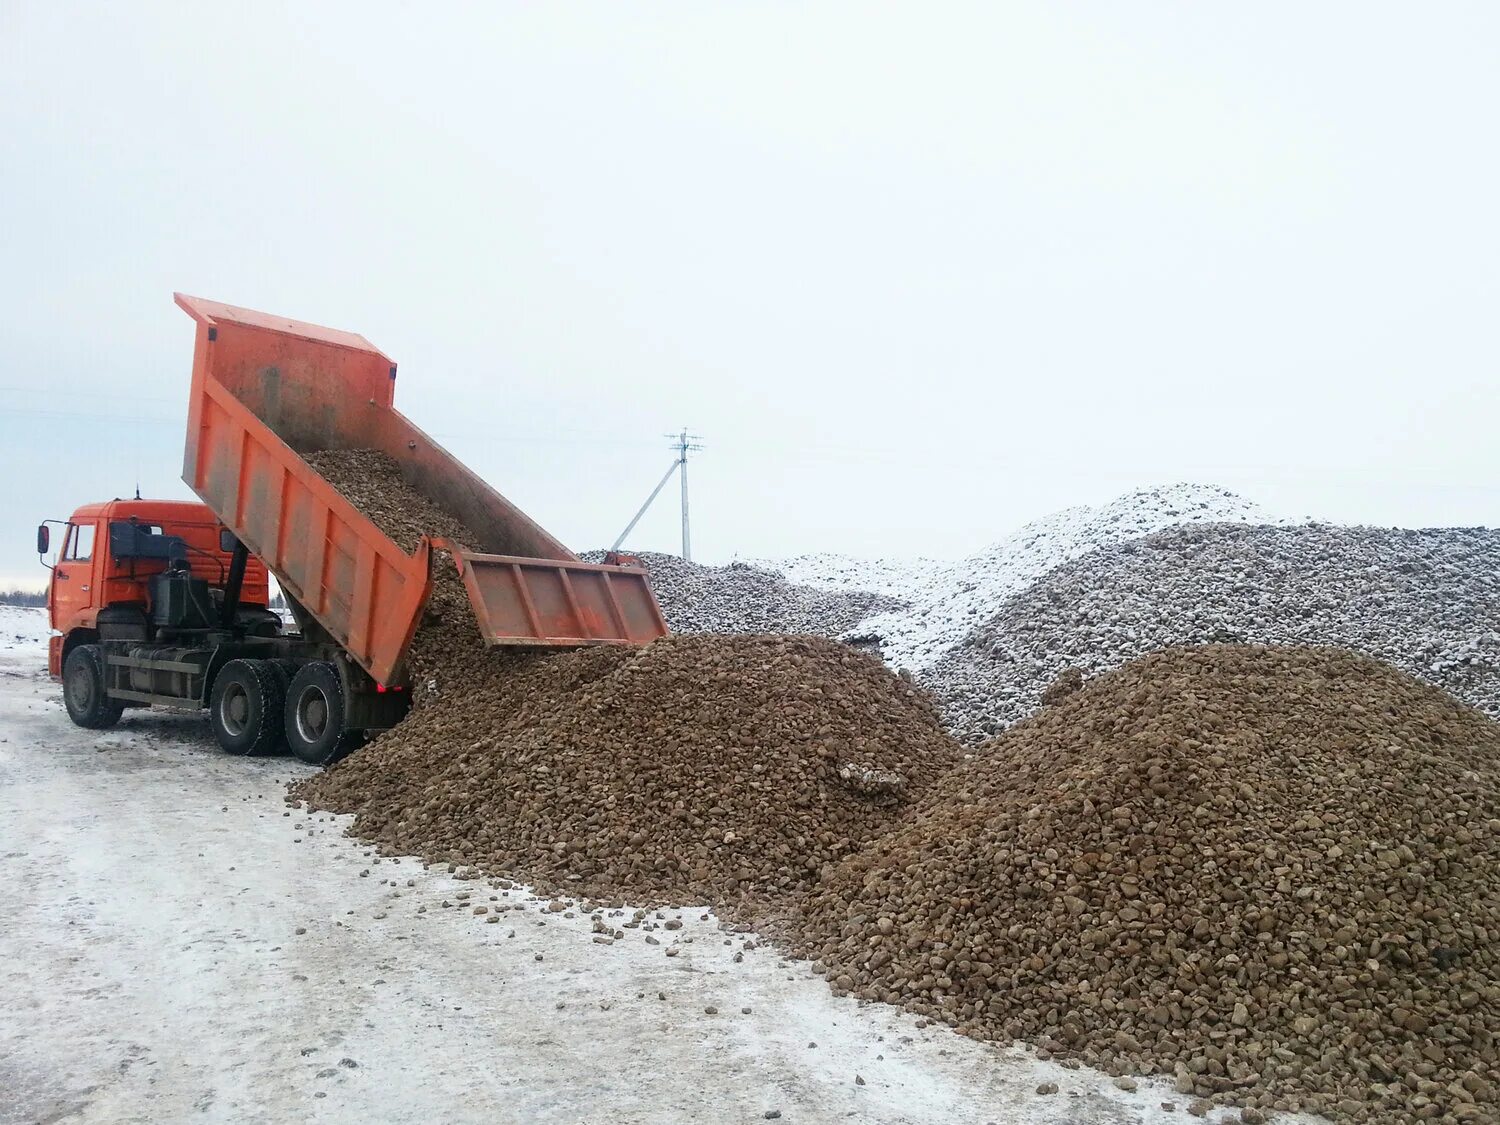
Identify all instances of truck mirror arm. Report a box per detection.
[37,520,64,570]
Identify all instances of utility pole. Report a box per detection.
[611,429,703,560]
[674,428,692,561]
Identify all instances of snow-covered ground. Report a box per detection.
[754,484,1286,671]
[0,609,1274,1125]
[0,604,50,668]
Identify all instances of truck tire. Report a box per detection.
[63,644,124,730]
[267,658,301,695]
[209,659,287,756]
[284,662,359,766]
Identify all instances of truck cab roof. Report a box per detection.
[67,499,221,526]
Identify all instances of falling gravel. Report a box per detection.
[797,645,1500,1123]
[303,449,495,703]
[310,451,903,694]
[301,450,483,554]
[926,521,1500,743]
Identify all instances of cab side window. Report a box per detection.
[65,522,96,562]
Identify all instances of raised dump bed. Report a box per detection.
[176,293,667,688]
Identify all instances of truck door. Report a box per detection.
[51,521,99,628]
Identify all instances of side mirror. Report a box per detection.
[36,524,49,555]
[219,528,239,553]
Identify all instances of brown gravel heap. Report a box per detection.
[298,451,959,902]
[292,632,961,905]
[796,645,1500,1123]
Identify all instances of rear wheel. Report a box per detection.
[209,659,286,756]
[63,644,124,729]
[267,658,302,696]
[284,662,360,766]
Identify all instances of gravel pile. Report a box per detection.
[298,451,1500,1120]
[758,483,1279,671]
[304,453,957,905]
[582,550,904,639]
[292,633,960,906]
[797,645,1500,1123]
[926,522,1500,743]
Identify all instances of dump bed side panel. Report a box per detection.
[178,295,431,685]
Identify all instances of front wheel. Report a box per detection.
[209,659,286,756]
[63,644,124,729]
[284,662,360,766]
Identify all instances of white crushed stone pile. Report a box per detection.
[755,484,1280,671]
[581,550,904,638]
[925,521,1500,743]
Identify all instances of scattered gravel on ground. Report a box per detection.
[796,645,1500,1123]
[8,655,1163,1125]
[925,521,1500,743]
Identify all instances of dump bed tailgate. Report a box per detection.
[453,550,667,647]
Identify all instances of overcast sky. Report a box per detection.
[3,3,1496,588]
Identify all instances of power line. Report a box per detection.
[0,407,181,426]
[0,384,181,404]
[0,406,663,449]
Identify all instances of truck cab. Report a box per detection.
[41,498,275,678]
[40,495,407,764]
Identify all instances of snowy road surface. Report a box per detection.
[0,608,1279,1124]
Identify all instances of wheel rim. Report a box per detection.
[220,683,251,737]
[296,684,331,744]
[67,665,94,712]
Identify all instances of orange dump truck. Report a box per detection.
[39,294,667,764]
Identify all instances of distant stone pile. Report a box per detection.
[924,521,1500,742]
[759,483,1280,670]
[581,550,904,639]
